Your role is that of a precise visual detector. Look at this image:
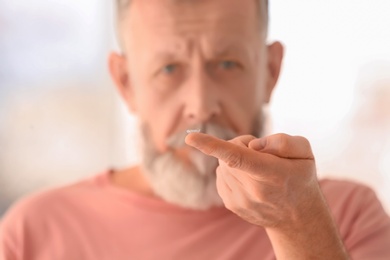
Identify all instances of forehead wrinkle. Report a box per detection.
[127,0,259,49]
[132,0,256,39]
[150,37,196,62]
[128,0,260,67]
[131,0,216,36]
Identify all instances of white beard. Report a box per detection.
[139,117,264,210]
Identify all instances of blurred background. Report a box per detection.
[1,0,389,216]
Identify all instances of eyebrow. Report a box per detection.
[153,53,177,62]
[211,48,252,67]
[213,48,245,58]
[209,40,251,58]
[154,50,242,58]
[150,40,250,65]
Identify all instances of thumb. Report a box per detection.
[248,134,314,160]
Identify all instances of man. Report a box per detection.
[1,0,390,259]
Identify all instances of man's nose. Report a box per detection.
[182,69,221,123]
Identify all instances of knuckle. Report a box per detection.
[275,133,291,152]
[234,196,249,213]
[297,136,311,148]
[226,153,243,168]
[230,135,256,147]
[240,135,257,142]
[295,135,314,158]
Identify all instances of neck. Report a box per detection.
[111,166,157,198]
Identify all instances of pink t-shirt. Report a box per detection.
[1,171,390,260]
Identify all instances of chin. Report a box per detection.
[142,146,223,210]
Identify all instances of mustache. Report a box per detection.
[166,123,237,149]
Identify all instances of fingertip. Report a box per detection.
[248,138,266,151]
[184,133,196,146]
[184,132,206,147]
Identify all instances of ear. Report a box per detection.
[264,41,284,103]
[108,52,137,113]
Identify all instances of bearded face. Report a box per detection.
[110,0,274,210]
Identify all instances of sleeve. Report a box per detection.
[0,192,51,260]
[342,185,390,260]
[0,186,79,260]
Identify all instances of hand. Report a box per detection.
[185,132,320,228]
[185,133,349,259]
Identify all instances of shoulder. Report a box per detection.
[319,178,390,257]
[319,178,376,206]
[0,173,105,235]
[0,173,109,258]
[319,178,387,222]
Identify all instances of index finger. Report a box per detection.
[185,133,271,171]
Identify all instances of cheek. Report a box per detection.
[221,78,261,134]
[127,61,182,152]
[137,92,182,152]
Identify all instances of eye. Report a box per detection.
[162,64,177,74]
[219,61,238,70]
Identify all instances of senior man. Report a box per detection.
[1,0,390,259]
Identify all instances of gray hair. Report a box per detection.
[115,0,269,34]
